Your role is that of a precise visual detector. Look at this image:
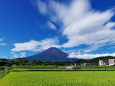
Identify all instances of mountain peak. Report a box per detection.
[25,47,77,62]
[48,47,57,49]
[47,47,58,50]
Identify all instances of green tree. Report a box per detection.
[16,58,28,64]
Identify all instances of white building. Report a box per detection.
[109,59,115,66]
[99,59,115,66]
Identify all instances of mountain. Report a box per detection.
[25,47,77,62]
[75,56,115,64]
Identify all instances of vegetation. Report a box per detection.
[0,71,115,86]
[0,66,8,71]
[79,65,115,70]
[0,50,114,86]
[13,65,58,69]
[0,58,73,66]
[0,64,114,86]
[0,67,11,79]
[11,65,115,71]
[75,56,115,65]
[0,56,115,67]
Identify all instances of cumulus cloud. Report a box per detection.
[68,52,115,59]
[11,37,60,52]
[36,0,115,53]
[11,40,40,52]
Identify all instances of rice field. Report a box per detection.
[13,65,115,71]
[0,71,115,86]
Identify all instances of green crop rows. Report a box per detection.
[0,71,115,86]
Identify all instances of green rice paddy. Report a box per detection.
[0,71,115,86]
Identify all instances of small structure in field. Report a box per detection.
[99,59,115,66]
[66,66,80,69]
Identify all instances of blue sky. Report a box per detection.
[0,0,115,59]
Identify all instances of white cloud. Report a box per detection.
[11,37,60,52]
[0,43,7,46]
[105,22,115,29]
[38,37,60,50]
[47,22,57,30]
[68,52,115,59]
[0,38,7,46]
[62,10,115,48]
[0,38,3,41]
[109,46,115,49]
[83,43,107,53]
[20,52,26,57]
[11,40,40,52]
[11,52,26,58]
[52,0,91,26]
[12,0,115,59]
[36,0,115,53]
[37,0,47,15]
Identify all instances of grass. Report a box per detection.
[13,65,58,69]
[0,66,7,71]
[80,65,115,70]
[0,69,11,79]
[12,65,115,71]
[0,71,115,86]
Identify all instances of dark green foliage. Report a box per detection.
[0,66,11,79]
[0,59,12,66]
[75,56,115,65]
[16,58,28,63]
[30,60,43,65]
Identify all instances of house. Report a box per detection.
[99,59,115,66]
[109,59,115,66]
[99,60,109,66]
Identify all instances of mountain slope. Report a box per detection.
[75,56,115,64]
[25,47,77,62]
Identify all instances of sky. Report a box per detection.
[0,0,115,59]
